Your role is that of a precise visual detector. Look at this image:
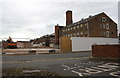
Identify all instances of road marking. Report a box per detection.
[62,62,119,77]
[71,70,83,76]
[2,56,92,64]
[85,68,102,74]
[110,71,120,77]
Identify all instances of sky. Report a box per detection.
[0,0,119,40]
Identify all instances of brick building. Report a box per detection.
[17,41,31,48]
[55,10,118,45]
[55,25,64,45]
[32,33,55,47]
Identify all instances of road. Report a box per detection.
[2,52,119,77]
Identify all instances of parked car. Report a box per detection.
[28,50,36,54]
[49,50,56,53]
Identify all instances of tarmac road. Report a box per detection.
[2,52,91,68]
[2,52,119,77]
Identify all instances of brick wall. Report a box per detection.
[92,44,120,58]
[89,13,118,38]
[66,10,73,26]
[55,25,64,45]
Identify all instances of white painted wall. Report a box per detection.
[32,43,44,47]
[50,43,54,47]
[71,37,119,51]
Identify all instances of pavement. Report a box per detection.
[1,52,120,77]
[0,48,59,55]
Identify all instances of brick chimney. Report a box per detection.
[66,10,73,26]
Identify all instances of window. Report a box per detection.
[86,24,88,30]
[85,23,87,29]
[74,27,76,29]
[102,24,106,29]
[106,31,109,37]
[68,35,70,37]
[102,17,107,22]
[103,31,106,36]
[77,32,79,35]
[68,28,70,31]
[80,24,83,27]
[81,32,83,35]
[65,35,67,37]
[106,23,109,29]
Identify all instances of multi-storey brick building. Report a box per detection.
[55,10,118,45]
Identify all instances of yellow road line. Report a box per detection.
[1,56,92,64]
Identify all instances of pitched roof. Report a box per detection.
[67,12,105,27]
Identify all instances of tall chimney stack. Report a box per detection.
[66,10,73,26]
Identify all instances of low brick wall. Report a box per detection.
[92,44,120,58]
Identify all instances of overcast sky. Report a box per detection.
[0,0,119,40]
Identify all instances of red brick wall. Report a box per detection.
[55,26,64,45]
[66,10,73,26]
[55,26,60,45]
[92,44,120,58]
[89,13,118,38]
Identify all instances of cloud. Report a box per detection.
[118,1,120,34]
[0,1,118,39]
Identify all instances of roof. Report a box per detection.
[33,33,55,44]
[67,12,105,27]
